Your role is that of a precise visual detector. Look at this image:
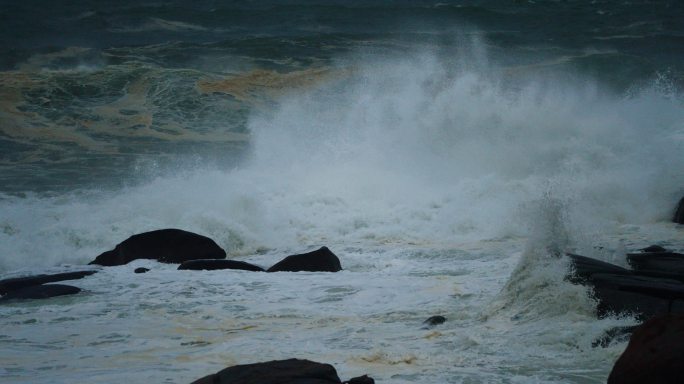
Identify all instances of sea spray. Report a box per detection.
[486,189,594,322]
[2,45,684,273]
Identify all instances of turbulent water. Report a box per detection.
[1,1,683,383]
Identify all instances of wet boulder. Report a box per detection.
[566,253,632,283]
[190,359,342,384]
[0,270,97,295]
[134,267,150,274]
[627,250,684,281]
[267,247,342,273]
[674,196,684,224]
[0,284,81,302]
[178,259,264,272]
[89,229,226,266]
[590,273,684,319]
[608,314,684,384]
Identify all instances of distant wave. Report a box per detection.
[110,17,209,33]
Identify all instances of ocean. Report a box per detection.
[1,1,683,383]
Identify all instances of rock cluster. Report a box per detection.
[1,229,343,303]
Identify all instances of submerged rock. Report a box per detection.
[674,196,684,224]
[423,315,447,327]
[89,229,226,266]
[267,247,342,273]
[0,270,97,295]
[190,359,342,384]
[0,284,81,302]
[134,267,150,274]
[608,314,684,384]
[178,259,264,272]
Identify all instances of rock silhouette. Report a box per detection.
[190,359,342,384]
[0,270,97,295]
[267,247,342,272]
[0,284,81,301]
[178,259,264,272]
[89,229,226,266]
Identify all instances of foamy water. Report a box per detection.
[1,43,683,383]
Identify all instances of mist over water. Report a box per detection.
[1,41,683,273]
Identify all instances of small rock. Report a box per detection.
[423,315,447,327]
[267,247,342,273]
[134,267,150,274]
[344,375,375,384]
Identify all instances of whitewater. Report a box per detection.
[1,43,683,382]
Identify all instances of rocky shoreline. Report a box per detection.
[1,195,682,382]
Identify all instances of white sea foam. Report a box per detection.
[0,43,683,383]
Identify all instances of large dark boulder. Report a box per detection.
[674,196,684,224]
[267,247,342,273]
[89,229,226,266]
[178,259,264,272]
[590,273,684,319]
[0,270,97,295]
[608,314,684,384]
[190,359,342,384]
[0,284,81,302]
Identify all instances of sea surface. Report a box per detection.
[1,1,683,383]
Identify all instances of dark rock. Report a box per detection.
[344,375,375,384]
[267,247,342,273]
[190,359,342,384]
[674,196,684,224]
[134,267,150,274]
[178,259,264,272]
[592,325,640,348]
[641,245,668,253]
[626,251,684,281]
[0,284,81,302]
[566,253,632,284]
[590,273,684,319]
[608,314,684,384]
[89,229,226,266]
[423,315,447,327]
[0,270,97,295]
